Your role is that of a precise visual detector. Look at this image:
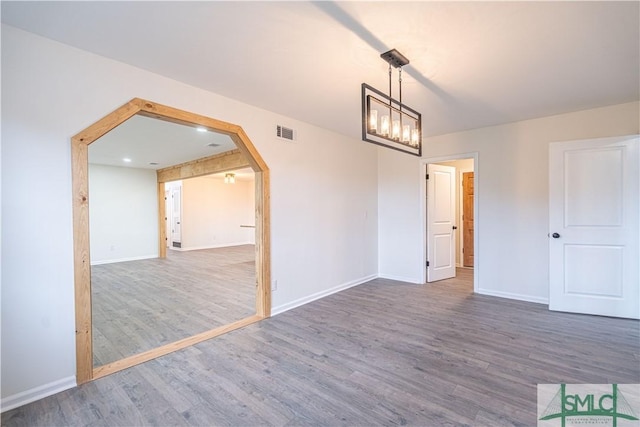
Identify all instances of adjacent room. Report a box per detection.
[1,1,638,425]
[86,114,259,368]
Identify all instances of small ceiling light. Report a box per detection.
[149,162,159,166]
[196,127,207,132]
[362,49,422,156]
[123,158,132,163]
[224,173,236,184]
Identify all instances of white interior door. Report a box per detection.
[549,135,639,319]
[164,190,172,248]
[171,186,182,247]
[427,164,457,282]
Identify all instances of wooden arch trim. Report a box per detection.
[72,98,270,384]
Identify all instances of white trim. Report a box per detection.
[170,242,254,252]
[421,152,479,294]
[271,274,377,316]
[477,288,549,305]
[1,376,76,413]
[90,254,158,266]
[377,273,423,284]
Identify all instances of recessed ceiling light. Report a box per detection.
[123,158,132,163]
[196,127,207,133]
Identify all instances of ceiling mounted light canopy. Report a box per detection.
[224,173,236,184]
[362,49,422,156]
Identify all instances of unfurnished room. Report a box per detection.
[1,1,639,426]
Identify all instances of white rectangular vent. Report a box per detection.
[276,125,295,141]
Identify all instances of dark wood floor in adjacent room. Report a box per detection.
[3,268,639,426]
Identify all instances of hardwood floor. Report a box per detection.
[91,245,256,366]
[3,269,639,426]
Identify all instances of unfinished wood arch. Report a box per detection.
[72,98,270,384]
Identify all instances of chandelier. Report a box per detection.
[362,49,422,156]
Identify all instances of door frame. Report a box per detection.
[420,153,479,291]
[71,98,271,384]
[459,169,474,267]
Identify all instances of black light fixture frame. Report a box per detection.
[361,49,422,157]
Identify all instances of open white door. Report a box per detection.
[165,189,171,248]
[549,135,639,319]
[427,164,457,282]
[171,186,182,248]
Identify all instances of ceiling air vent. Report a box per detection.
[276,125,295,141]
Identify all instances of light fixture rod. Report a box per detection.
[399,67,403,134]
[388,64,392,106]
[399,67,403,110]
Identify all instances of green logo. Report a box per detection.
[539,384,638,426]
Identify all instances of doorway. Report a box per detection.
[422,154,478,292]
[72,98,271,384]
[164,189,172,248]
[165,181,183,249]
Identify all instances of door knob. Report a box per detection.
[552,232,560,238]
[452,226,458,230]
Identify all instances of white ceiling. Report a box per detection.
[2,1,638,139]
[88,114,254,181]
[89,114,237,170]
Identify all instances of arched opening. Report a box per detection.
[72,98,270,383]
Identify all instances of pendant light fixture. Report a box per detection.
[224,173,235,184]
[362,49,422,156]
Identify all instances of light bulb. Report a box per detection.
[411,128,420,146]
[369,110,378,133]
[402,125,411,143]
[392,120,400,140]
[381,115,390,136]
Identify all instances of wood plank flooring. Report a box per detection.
[4,268,639,426]
[91,245,256,366]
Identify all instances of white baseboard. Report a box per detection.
[91,254,158,266]
[171,242,254,252]
[271,274,377,316]
[377,273,423,284]
[477,288,549,305]
[1,376,76,413]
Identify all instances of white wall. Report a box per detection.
[0,25,378,408]
[89,164,158,264]
[181,175,255,250]
[379,101,640,302]
[246,177,256,245]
